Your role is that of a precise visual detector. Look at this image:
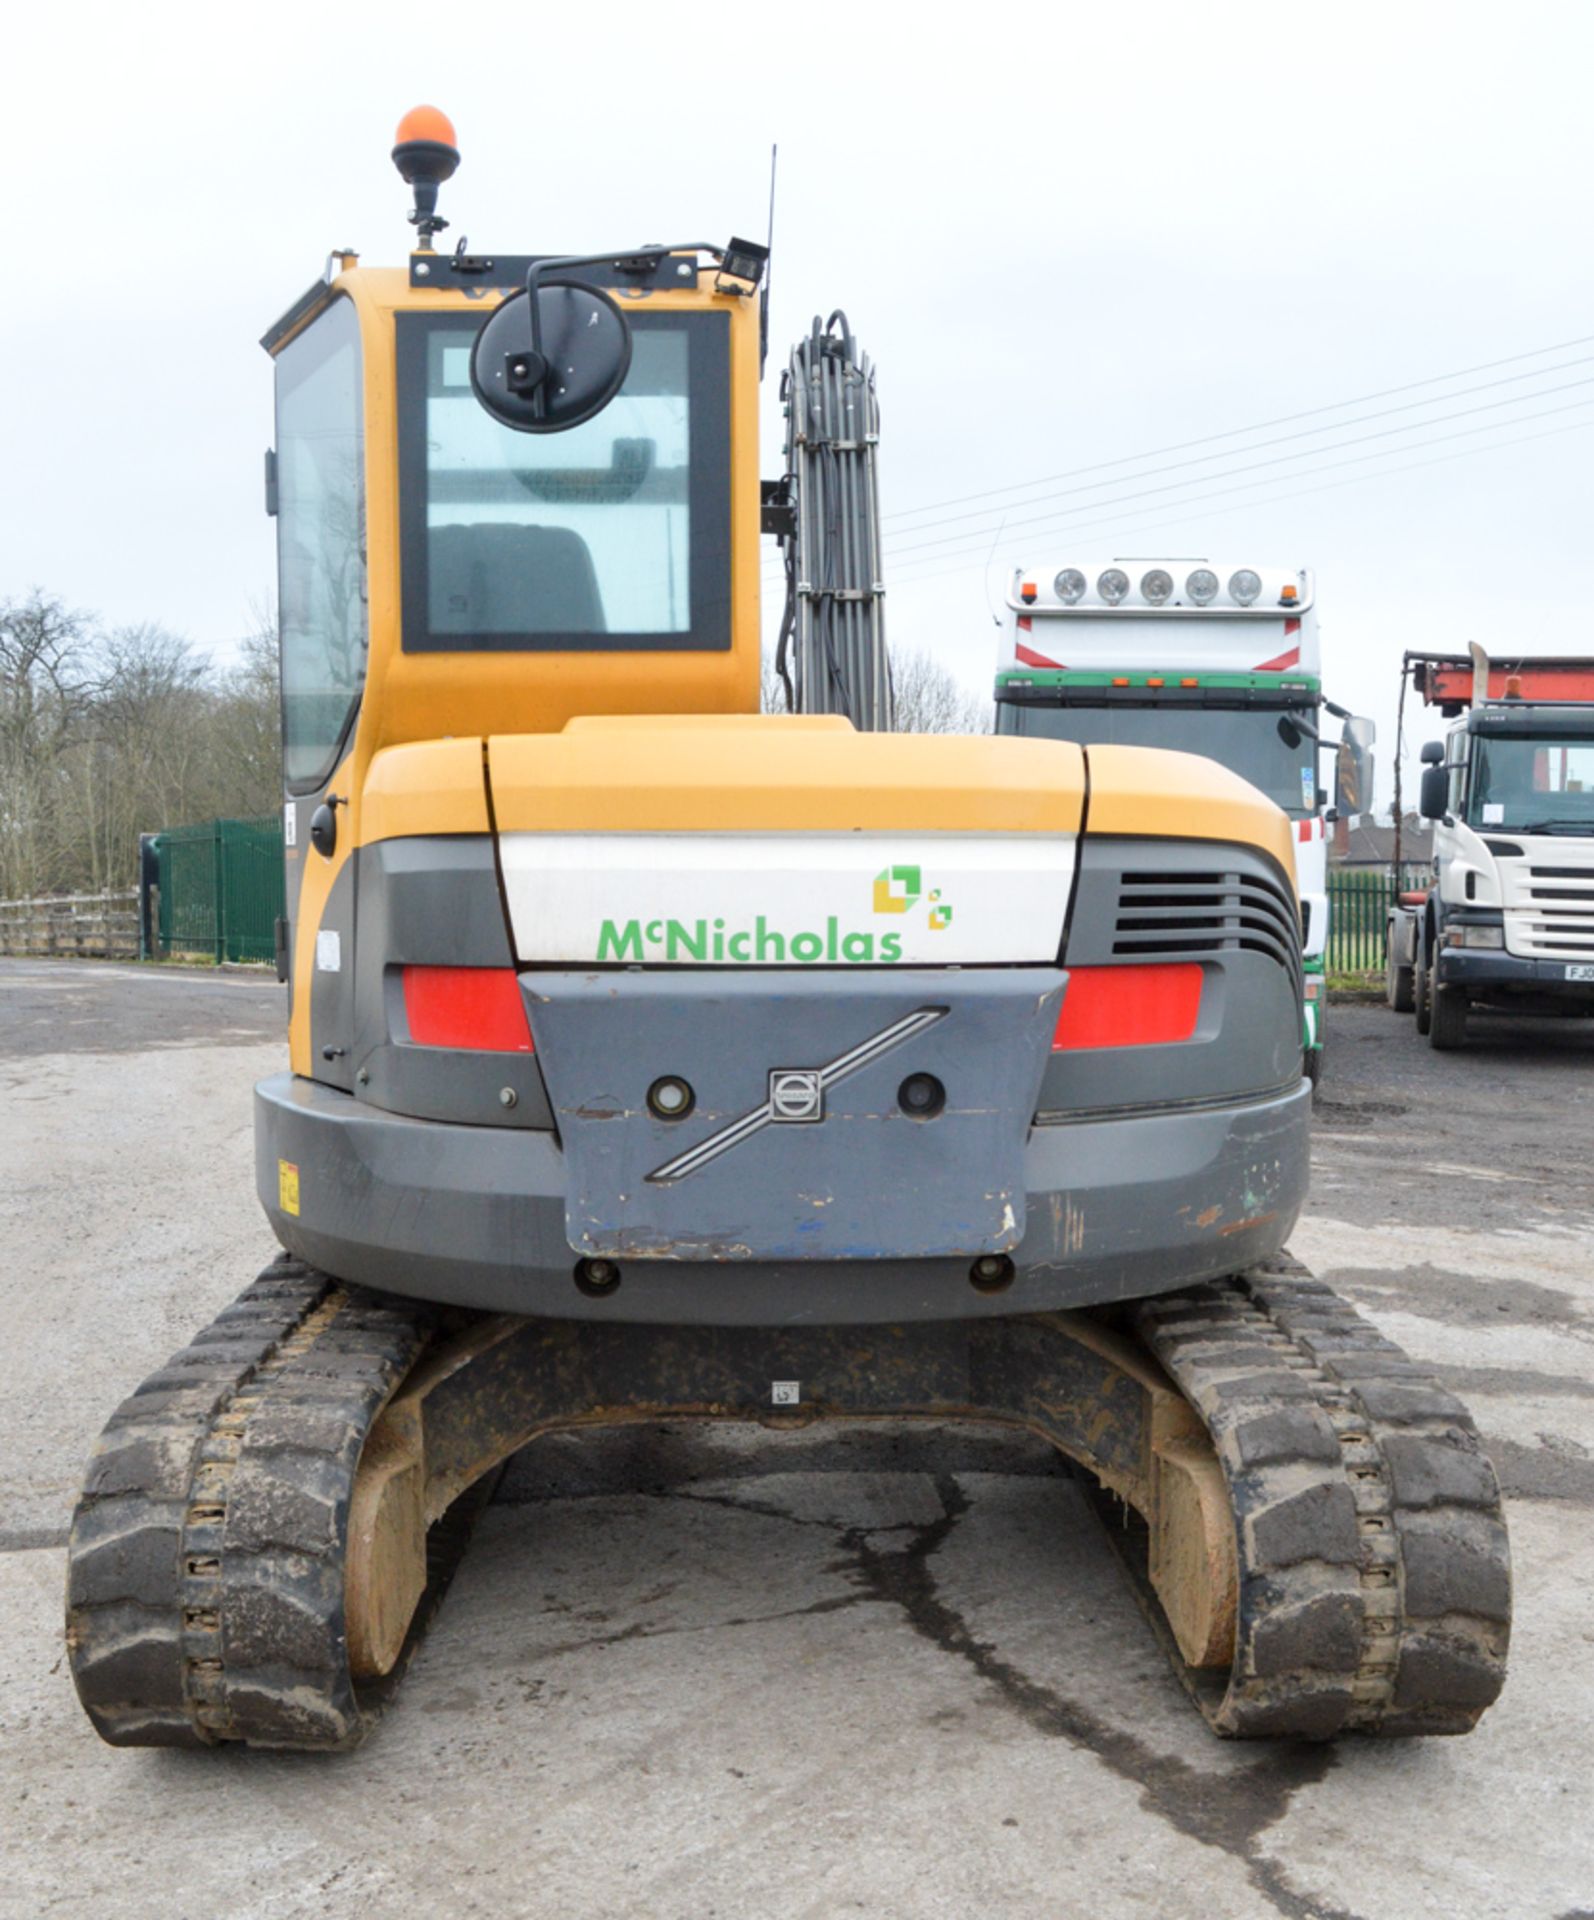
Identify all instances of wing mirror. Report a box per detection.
[1335,715,1376,820]
[471,258,636,434]
[469,237,764,434]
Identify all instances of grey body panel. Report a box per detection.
[348,836,553,1130]
[1039,836,1301,1115]
[255,1070,1310,1324]
[303,837,556,1121]
[525,968,1061,1261]
[308,857,357,1092]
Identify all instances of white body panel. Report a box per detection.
[1293,825,1327,962]
[498,832,1077,967]
[1435,821,1594,960]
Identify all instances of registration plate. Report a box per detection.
[1567,965,1594,981]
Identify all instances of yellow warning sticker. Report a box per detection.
[278,1159,300,1216]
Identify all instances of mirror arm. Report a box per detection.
[525,243,723,309]
[1322,698,1350,721]
[514,244,723,418]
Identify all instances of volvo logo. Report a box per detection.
[646,1007,948,1184]
[769,1069,824,1123]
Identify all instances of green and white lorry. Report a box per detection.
[993,559,1374,1080]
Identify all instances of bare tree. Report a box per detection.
[761,644,991,735]
[888,648,992,735]
[0,592,286,902]
[200,617,284,821]
[0,592,97,898]
[70,625,210,891]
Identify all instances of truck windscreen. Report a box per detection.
[997,702,1318,817]
[1469,734,1594,833]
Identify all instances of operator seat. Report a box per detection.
[429,522,606,634]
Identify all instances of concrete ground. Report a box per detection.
[2,956,1592,1920]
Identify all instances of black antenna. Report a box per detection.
[760,143,777,375]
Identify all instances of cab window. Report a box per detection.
[1447,730,1469,815]
[396,310,730,652]
[274,299,367,790]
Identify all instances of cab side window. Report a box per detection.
[275,299,367,789]
[1447,731,1469,816]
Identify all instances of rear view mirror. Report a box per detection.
[1420,764,1449,821]
[1420,739,1445,766]
[1335,715,1376,820]
[471,272,632,433]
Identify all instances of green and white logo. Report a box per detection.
[596,861,956,965]
[499,830,1076,968]
[873,864,921,914]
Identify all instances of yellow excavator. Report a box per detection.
[65,109,1510,1748]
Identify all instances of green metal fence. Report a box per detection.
[1326,865,1429,972]
[150,817,285,963]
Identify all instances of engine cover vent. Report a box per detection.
[1113,869,1301,980]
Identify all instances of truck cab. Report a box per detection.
[1391,656,1594,1045]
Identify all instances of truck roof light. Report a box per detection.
[1147,676,1165,687]
[1228,569,1261,606]
[1098,568,1129,605]
[1020,580,1038,604]
[1186,568,1219,604]
[1140,569,1173,605]
[1111,676,1131,686]
[1279,583,1300,605]
[1180,677,1199,687]
[1054,568,1087,604]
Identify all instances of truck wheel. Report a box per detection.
[1429,982,1469,1050]
[1386,951,1415,1013]
[1414,927,1432,1035]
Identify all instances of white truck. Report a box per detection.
[1386,644,1594,1047]
[993,559,1374,1081]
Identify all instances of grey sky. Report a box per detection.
[8,0,1593,804]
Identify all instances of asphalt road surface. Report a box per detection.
[2,958,1591,1920]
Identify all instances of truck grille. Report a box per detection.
[1507,864,1594,959]
[1113,870,1301,979]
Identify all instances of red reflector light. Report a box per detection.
[1053,964,1202,1051]
[402,967,533,1052]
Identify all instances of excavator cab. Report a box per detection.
[65,110,1510,1754]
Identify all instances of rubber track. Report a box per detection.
[1133,1258,1511,1737]
[66,1255,449,1750]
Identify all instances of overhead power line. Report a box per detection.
[880,376,1594,565]
[877,352,1594,544]
[879,327,1594,524]
[883,414,1594,596]
[762,327,1594,582]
